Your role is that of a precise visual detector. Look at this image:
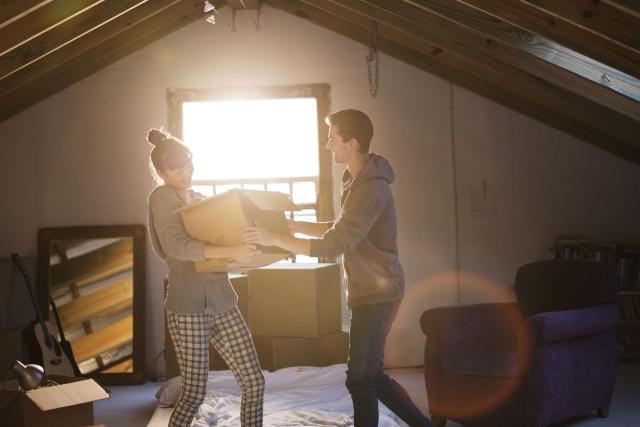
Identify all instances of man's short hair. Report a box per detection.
[325,109,373,154]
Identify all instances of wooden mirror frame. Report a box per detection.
[37,225,146,385]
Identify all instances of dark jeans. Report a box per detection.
[346,301,433,427]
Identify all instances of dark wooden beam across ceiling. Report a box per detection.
[0,0,47,27]
[455,0,640,79]
[372,0,640,119]
[294,0,639,154]
[267,0,640,163]
[521,0,640,52]
[0,0,226,122]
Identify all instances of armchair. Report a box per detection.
[420,259,619,427]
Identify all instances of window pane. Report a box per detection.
[243,183,266,191]
[267,183,291,195]
[193,185,214,197]
[183,98,319,181]
[292,181,317,205]
[293,209,317,222]
[216,184,241,194]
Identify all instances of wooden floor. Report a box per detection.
[94,362,640,426]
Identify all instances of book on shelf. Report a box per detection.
[551,235,605,261]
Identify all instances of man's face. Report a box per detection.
[325,125,355,164]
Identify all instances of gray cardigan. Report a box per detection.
[147,184,238,314]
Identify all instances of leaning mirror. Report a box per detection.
[37,225,145,385]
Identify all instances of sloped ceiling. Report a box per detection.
[1,1,639,163]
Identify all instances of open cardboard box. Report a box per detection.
[0,375,109,427]
[181,189,299,273]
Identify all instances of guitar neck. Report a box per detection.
[11,253,54,348]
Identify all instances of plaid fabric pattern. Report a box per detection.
[167,307,264,426]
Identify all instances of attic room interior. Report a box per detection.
[0,0,639,426]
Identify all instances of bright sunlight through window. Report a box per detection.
[182,98,319,181]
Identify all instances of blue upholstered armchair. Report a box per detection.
[420,260,619,427]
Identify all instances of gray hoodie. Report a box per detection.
[310,154,405,308]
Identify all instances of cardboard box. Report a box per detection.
[249,263,342,338]
[180,189,299,273]
[0,375,109,427]
[254,330,349,371]
[164,275,250,377]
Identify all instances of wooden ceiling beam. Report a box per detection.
[0,0,101,61]
[455,0,640,79]
[0,0,223,122]
[604,0,640,18]
[0,0,178,89]
[398,0,639,119]
[520,0,640,52]
[302,0,639,145]
[0,0,48,28]
[268,0,640,164]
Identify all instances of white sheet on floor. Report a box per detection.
[146,364,401,427]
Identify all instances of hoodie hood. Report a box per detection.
[342,153,396,190]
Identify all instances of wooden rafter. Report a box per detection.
[0,0,145,82]
[383,0,640,119]
[0,0,227,122]
[521,0,640,52]
[294,0,639,153]
[267,0,640,163]
[0,0,50,28]
[455,0,640,79]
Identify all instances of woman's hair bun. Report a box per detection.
[147,128,170,146]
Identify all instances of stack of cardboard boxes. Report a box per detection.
[165,189,348,376]
[248,263,348,371]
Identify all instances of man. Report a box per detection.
[244,109,433,427]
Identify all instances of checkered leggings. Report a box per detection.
[166,307,264,427]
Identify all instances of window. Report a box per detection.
[168,84,333,262]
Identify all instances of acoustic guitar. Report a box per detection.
[11,253,75,377]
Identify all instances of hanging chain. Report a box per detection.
[366,20,380,98]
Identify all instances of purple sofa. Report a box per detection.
[420,259,619,427]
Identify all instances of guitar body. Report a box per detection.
[32,320,75,377]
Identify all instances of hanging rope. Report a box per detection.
[366,20,380,98]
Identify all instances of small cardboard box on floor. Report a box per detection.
[254,330,349,372]
[0,375,109,427]
[249,263,342,338]
[180,189,299,273]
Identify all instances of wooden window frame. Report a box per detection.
[166,83,334,222]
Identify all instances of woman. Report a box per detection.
[146,128,264,427]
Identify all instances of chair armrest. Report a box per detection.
[421,303,523,353]
[520,304,619,346]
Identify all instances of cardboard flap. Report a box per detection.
[239,189,299,211]
[26,379,109,411]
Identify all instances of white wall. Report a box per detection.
[1,5,639,371]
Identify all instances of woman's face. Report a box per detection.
[158,161,194,190]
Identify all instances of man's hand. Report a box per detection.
[231,244,261,263]
[286,219,298,235]
[242,227,275,247]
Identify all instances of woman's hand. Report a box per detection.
[242,227,275,247]
[231,244,261,264]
